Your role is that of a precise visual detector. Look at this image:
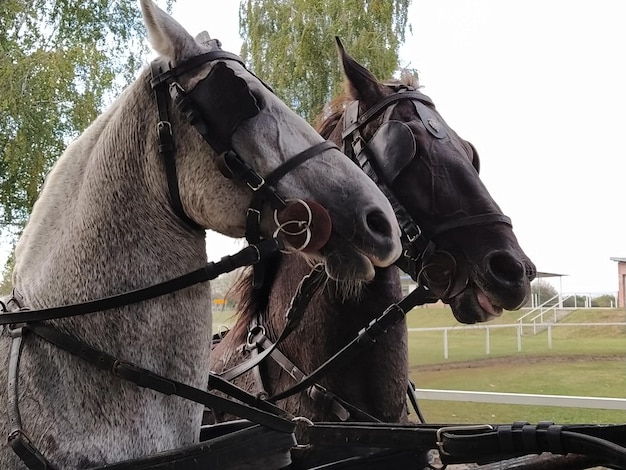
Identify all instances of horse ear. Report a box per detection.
[335,37,386,104]
[140,0,202,64]
[195,31,211,44]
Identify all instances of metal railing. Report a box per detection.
[414,388,626,410]
[408,322,626,359]
[517,294,575,335]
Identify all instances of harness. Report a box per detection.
[210,85,516,424]
[205,85,626,469]
[0,44,340,470]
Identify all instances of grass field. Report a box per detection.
[406,306,626,424]
[213,306,626,425]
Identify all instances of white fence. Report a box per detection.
[408,322,626,359]
[414,389,626,410]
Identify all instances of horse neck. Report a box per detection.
[259,257,409,422]
[248,107,410,422]
[12,68,209,358]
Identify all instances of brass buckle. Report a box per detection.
[436,424,494,456]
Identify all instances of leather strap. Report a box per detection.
[303,421,626,468]
[269,286,435,402]
[151,60,203,231]
[7,326,56,470]
[149,50,245,88]
[342,91,434,139]
[25,323,294,434]
[219,264,327,381]
[0,239,281,326]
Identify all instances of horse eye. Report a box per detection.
[465,140,480,174]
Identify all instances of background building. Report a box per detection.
[610,257,626,308]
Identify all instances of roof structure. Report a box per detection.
[536,271,568,278]
[610,257,626,263]
[400,271,568,281]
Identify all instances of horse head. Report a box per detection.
[323,39,536,323]
[140,1,401,281]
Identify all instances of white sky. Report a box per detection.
[168,0,626,295]
[2,1,624,295]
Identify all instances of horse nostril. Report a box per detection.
[365,210,393,238]
[525,261,537,281]
[486,251,525,284]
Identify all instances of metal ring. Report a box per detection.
[273,199,313,233]
[292,416,314,449]
[272,199,315,252]
[274,219,309,237]
[273,227,312,254]
[418,250,458,299]
[246,325,266,348]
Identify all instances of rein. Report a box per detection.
[2,240,294,470]
[301,421,626,469]
[0,239,280,326]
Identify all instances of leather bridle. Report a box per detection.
[149,41,339,238]
[341,86,512,297]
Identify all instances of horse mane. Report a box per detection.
[227,70,420,340]
[228,255,282,340]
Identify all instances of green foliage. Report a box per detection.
[591,294,616,308]
[524,279,559,306]
[0,0,154,232]
[239,0,412,122]
[0,250,14,296]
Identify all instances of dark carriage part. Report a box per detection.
[87,421,295,470]
[474,452,607,470]
[298,448,429,469]
[301,421,626,470]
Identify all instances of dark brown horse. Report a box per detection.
[209,40,536,469]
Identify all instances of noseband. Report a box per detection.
[149,42,338,244]
[341,87,512,295]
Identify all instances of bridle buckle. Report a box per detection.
[246,174,266,192]
[436,424,494,456]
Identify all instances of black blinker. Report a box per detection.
[365,120,416,185]
[187,61,261,147]
[466,140,481,173]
